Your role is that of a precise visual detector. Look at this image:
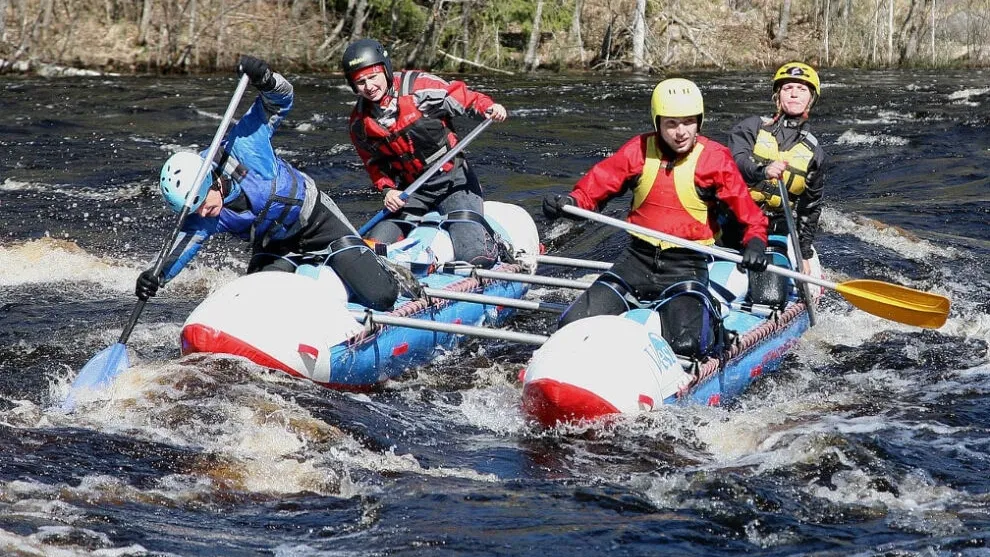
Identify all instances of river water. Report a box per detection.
[0,68,988,556]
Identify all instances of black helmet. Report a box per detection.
[341,39,393,93]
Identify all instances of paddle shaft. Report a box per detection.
[352,310,549,345]
[421,287,566,313]
[535,254,613,270]
[358,118,495,236]
[561,204,845,291]
[447,265,595,290]
[118,74,252,345]
[776,179,818,326]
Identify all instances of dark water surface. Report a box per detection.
[1,69,988,555]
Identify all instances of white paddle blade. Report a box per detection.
[63,342,130,411]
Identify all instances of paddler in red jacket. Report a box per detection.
[542,78,769,356]
[342,38,508,269]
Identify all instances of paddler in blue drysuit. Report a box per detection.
[135,55,399,311]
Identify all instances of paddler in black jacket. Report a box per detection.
[721,62,827,278]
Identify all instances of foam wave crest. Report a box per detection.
[835,129,909,146]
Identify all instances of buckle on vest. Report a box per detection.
[213,149,248,183]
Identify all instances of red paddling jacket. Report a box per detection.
[570,133,768,248]
[349,71,497,192]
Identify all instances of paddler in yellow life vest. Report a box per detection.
[542,78,769,359]
[722,62,827,277]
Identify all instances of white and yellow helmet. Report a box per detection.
[650,78,704,131]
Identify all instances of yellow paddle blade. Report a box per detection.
[835,279,951,329]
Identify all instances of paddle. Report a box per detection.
[561,204,951,329]
[776,179,818,326]
[63,74,252,411]
[357,117,495,236]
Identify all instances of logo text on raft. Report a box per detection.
[646,332,679,370]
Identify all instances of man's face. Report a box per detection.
[353,71,389,102]
[658,116,699,155]
[196,187,223,218]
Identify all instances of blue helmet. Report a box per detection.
[159,152,213,213]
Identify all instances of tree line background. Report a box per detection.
[1,0,988,74]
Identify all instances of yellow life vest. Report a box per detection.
[750,126,815,211]
[628,135,713,249]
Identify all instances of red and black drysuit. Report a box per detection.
[349,70,500,268]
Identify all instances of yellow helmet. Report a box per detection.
[650,78,704,131]
[772,62,820,97]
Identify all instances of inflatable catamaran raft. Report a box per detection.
[180,201,544,390]
[520,205,951,427]
[521,251,821,427]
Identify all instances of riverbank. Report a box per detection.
[2,0,988,76]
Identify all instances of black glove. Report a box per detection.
[542,193,576,220]
[135,269,162,301]
[739,238,769,272]
[237,55,275,91]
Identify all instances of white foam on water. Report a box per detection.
[541,219,578,242]
[328,443,499,484]
[797,305,891,348]
[525,285,579,305]
[0,238,240,295]
[1,485,86,524]
[818,207,979,336]
[193,108,223,121]
[919,362,990,409]
[508,107,582,117]
[271,543,359,557]
[0,178,34,191]
[635,404,974,536]
[1,178,145,202]
[0,238,137,290]
[0,478,152,554]
[743,519,802,549]
[614,287,982,522]
[42,358,382,499]
[810,467,963,525]
[0,523,147,556]
[159,142,200,154]
[452,362,531,436]
[822,207,949,260]
[326,143,353,156]
[948,87,989,106]
[837,109,921,125]
[835,129,909,146]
